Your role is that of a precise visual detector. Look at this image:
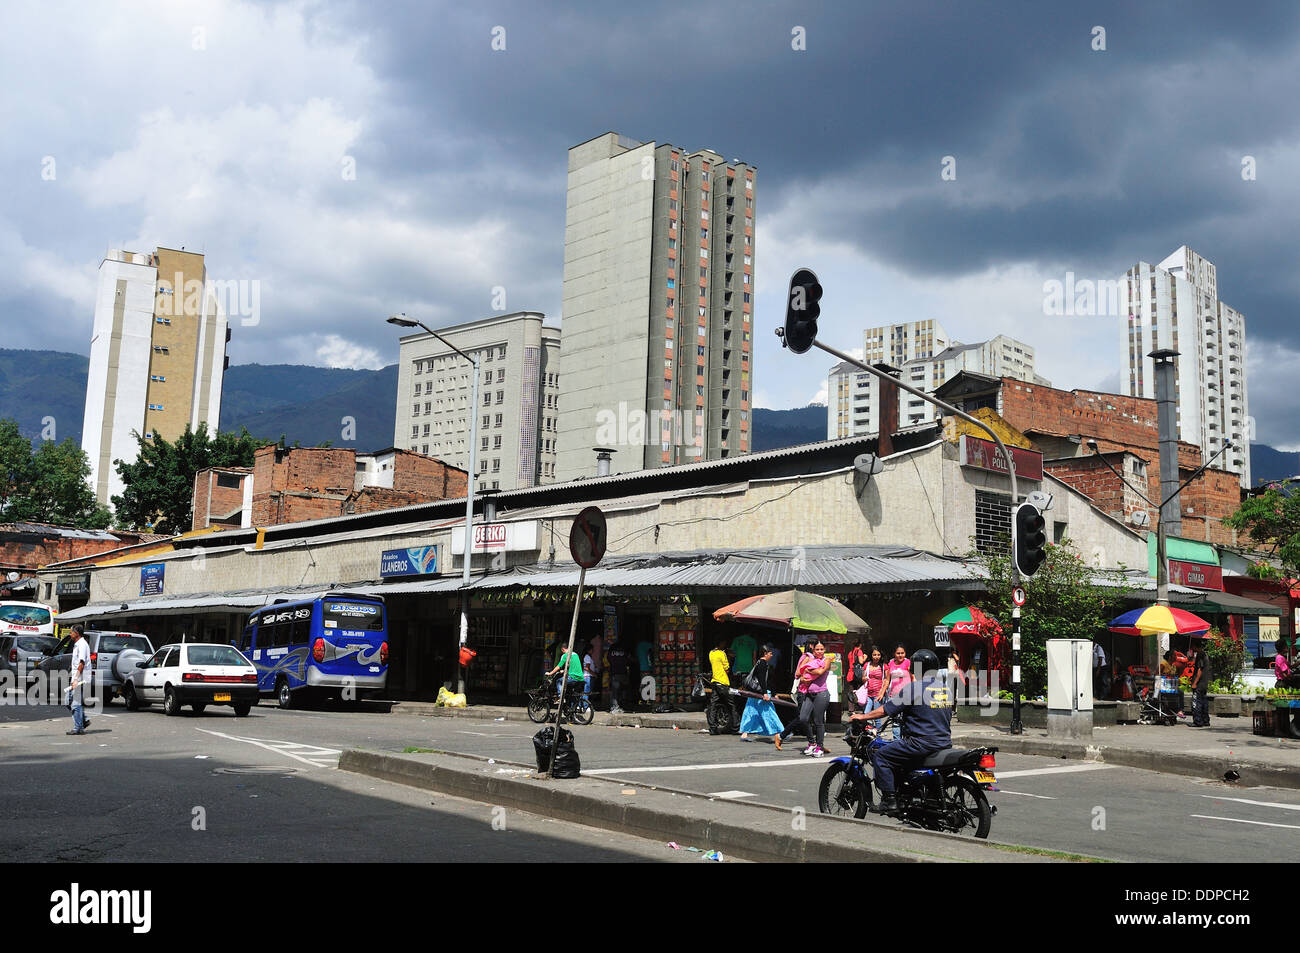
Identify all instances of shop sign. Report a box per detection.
[140,563,165,597]
[959,435,1043,482]
[380,546,438,578]
[1167,559,1223,591]
[56,573,91,597]
[451,520,539,555]
[1259,617,1280,644]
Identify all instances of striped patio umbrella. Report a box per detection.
[712,590,870,635]
[1107,605,1211,637]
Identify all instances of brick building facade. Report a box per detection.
[245,446,468,528]
[938,374,1242,545]
[0,523,168,575]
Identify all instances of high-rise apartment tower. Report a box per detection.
[556,132,756,480]
[82,247,229,507]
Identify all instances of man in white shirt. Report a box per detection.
[67,625,91,735]
[1092,640,1109,699]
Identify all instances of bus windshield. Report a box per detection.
[0,603,53,632]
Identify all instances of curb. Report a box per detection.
[338,748,1073,864]
[955,732,1300,790]
[385,702,710,731]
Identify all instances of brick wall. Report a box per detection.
[1000,379,1240,545]
[390,449,468,499]
[973,489,1013,554]
[248,446,469,527]
[192,468,250,531]
[0,526,165,572]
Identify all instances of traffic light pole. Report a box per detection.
[799,338,1025,730]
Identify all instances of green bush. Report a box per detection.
[1203,627,1248,685]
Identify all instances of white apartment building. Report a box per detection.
[1119,246,1250,487]
[557,132,756,482]
[82,247,228,507]
[829,325,1046,439]
[393,311,561,491]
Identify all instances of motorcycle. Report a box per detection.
[818,716,998,839]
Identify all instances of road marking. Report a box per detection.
[1189,814,1300,831]
[585,759,821,776]
[1198,795,1300,812]
[195,728,341,769]
[994,764,1114,780]
[707,790,758,799]
[994,790,1057,799]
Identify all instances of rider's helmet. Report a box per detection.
[910,648,940,678]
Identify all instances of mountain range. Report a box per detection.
[2,348,1296,484]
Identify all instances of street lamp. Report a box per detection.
[387,313,480,695]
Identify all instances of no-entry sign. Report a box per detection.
[569,506,607,569]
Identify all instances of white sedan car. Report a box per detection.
[119,643,259,717]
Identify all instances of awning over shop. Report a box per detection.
[1174,590,1286,617]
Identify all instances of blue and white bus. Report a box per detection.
[240,593,388,708]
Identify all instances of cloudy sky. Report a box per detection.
[2,1,1299,448]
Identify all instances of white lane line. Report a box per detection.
[585,759,822,776]
[707,790,758,799]
[995,790,1057,800]
[1198,795,1300,812]
[195,728,341,769]
[1189,814,1300,831]
[994,764,1114,780]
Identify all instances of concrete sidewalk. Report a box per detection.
[385,700,1300,789]
[338,747,1080,864]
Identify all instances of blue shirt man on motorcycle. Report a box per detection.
[849,648,951,815]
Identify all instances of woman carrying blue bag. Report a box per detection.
[738,643,784,749]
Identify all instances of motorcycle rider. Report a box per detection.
[849,648,952,816]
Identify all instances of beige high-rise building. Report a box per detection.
[82,247,229,507]
[393,311,561,491]
[556,132,756,481]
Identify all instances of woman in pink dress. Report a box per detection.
[884,644,912,739]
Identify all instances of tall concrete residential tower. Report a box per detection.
[1120,246,1250,487]
[557,132,756,481]
[82,247,229,507]
[393,311,561,491]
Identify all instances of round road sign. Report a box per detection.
[569,506,608,569]
[1012,587,1026,607]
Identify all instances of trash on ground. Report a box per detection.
[667,842,681,850]
[621,788,636,795]
[703,850,724,862]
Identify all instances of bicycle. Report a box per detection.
[526,679,595,726]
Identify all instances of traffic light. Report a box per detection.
[782,268,822,354]
[1014,502,1047,577]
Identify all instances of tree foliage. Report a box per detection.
[0,418,111,528]
[112,424,266,534]
[1225,483,1300,575]
[975,537,1129,697]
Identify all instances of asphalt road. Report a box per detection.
[0,699,720,864]
[6,695,1297,862]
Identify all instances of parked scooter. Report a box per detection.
[818,717,998,839]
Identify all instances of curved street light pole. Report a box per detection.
[388,314,479,695]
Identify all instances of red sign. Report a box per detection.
[472,524,507,551]
[1168,559,1223,591]
[959,435,1044,482]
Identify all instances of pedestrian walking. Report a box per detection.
[862,646,887,728]
[884,644,912,740]
[738,643,783,748]
[607,638,629,713]
[65,625,91,736]
[843,639,867,713]
[1188,638,1210,727]
[793,639,832,756]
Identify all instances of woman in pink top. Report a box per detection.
[793,640,832,756]
[884,644,912,740]
[862,647,886,727]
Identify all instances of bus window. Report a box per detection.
[271,620,291,649]
[240,626,253,652]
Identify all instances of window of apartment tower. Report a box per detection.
[495,390,504,404]
[498,346,506,359]
[493,436,502,449]
[496,369,505,382]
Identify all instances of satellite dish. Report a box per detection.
[5,572,18,583]
[854,454,884,476]
[1129,510,1150,527]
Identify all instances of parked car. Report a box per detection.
[119,643,259,716]
[0,633,60,686]
[33,630,154,705]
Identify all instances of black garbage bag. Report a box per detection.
[532,726,581,778]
